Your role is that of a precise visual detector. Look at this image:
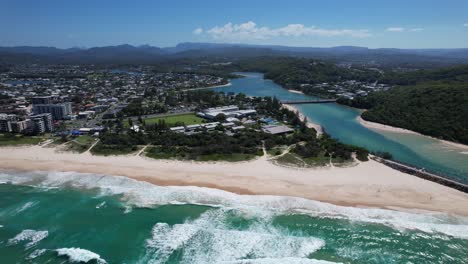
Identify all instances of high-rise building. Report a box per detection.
[30,113,53,133]
[33,102,72,120]
[32,96,52,105]
[12,120,32,133]
[0,119,12,132]
[0,113,15,132]
[31,118,45,134]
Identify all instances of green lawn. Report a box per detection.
[129,113,205,127]
[74,135,96,145]
[0,134,44,146]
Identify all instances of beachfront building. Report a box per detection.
[0,113,33,133]
[12,120,31,133]
[169,121,243,135]
[261,125,294,135]
[197,105,257,120]
[30,113,53,134]
[32,102,72,120]
[0,116,12,132]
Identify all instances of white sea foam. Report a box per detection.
[141,209,325,264]
[96,201,106,209]
[2,170,468,239]
[16,201,38,213]
[28,249,47,259]
[8,229,48,248]
[224,258,341,264]
[56,248,107,263]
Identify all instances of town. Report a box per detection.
[0,64,369,165]
[0,65,228,135]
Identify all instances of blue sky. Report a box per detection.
[1,0,467,48]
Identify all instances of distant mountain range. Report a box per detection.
[1,42,468,68]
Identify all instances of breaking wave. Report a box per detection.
[1,170,468,239]
[8,229,48,248]
[28,249,47,259]
[224,259,341,264]
[56,247,107,263]
[140,209,325,264]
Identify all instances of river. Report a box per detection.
[212,72,468,184]
[1,72,468,263]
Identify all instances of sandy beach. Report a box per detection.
[183,82,232,91]
[1,145,468,216]
[357,115,468,150]
[288,89,305,94]
[283,104,323,135]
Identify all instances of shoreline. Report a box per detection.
[1,145,468,216]
[183,82,232,91]
[282,104,323,135]
[288,89,304,94]
[357,115,468,151]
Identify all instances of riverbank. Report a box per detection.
[1,145,468,216]
[183,82,232,91]
[357,115,468,151]
[282,104,323,135]
[288,89,304,94]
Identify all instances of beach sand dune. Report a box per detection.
[357,115,468,150]
[283,104,323,135]
[1,145,467,216]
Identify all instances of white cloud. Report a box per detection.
[200,21,371,41]
[464,23,468,27]
[386,27,405,32]
[410,28,424,32]
[193,28,203,35]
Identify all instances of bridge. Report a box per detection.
[280,99,337,104]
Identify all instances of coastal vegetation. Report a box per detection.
[0,133,44,146]
[96,91,370,163]
[236,57,380,86]
[339,65,468,144]
[63,135,96,153]
[91,133,142,156]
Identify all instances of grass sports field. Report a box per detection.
[135,113,205,127]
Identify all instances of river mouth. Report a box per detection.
[211,72,468,184]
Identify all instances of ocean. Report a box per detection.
[1,170,467,263]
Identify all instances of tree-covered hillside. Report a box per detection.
[339,66,468,145]
[363,83,468,144]
[234,57,381,90]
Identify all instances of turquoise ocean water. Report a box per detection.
[1,171,467,263]
[1,73,468,263]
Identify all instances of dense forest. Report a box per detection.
[233,57,381,90]
[339,66,468,144]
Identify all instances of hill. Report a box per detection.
[340,65,468,144]
[1,43,468,67]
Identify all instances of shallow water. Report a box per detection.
[1,171,467,263]
[212,72,468,184]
